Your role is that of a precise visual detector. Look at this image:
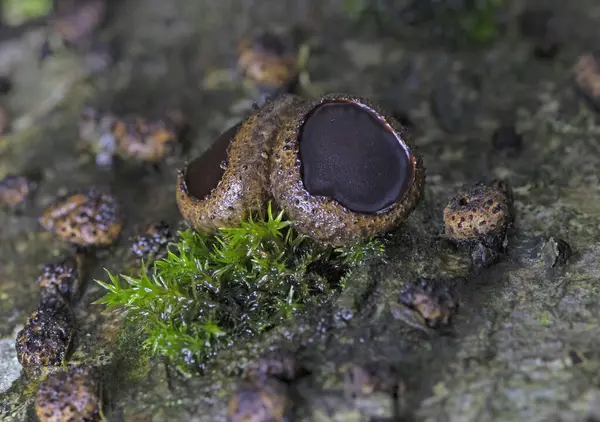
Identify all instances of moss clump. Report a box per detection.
[95,204,384,375]
[4,0,52,25]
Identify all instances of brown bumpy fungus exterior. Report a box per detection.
[0,174,32,208]
[79,107,184,165]
[38,258,80,305]
[35,365,101,422]
[15,301,74,377]
[130,220,172,259]
[237,29,298,89]
[176,94,303,232]
[269,93,425,247]
[115,115,182,164]
[40,189,124,247]
[443,179,512,251]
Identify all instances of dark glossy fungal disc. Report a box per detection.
[299,101,412,214]
[185,123,241,201]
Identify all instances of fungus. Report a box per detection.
[176,94,303,232]
[270,94,425,246]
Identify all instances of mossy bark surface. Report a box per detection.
[2,0,600,421]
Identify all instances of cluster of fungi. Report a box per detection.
[2,16,535,422]
[177,93,426,247]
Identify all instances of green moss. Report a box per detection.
[4,0,52,25]
[110,320,152,384]
[454,0,506,45]
[95,204,384,375]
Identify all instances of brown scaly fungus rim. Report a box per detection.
[269,93,426,247]
[176,94,304,233]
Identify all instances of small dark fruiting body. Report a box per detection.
[15,301,74,377]
[270,93,425,246]
[177,94,303,232]
[79,107,185,165]
[399,278,459,328]
[573,53,600,111]
[35,364,101,422]
[130,220,172,260]
[237,29,298,91]
[16,255,82,377]
[38,258,80,305]
[40,189,124,247]
[443,180,512,260]
[114,114,183,164]
[0,174,33,208]
[228,377,289,422]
